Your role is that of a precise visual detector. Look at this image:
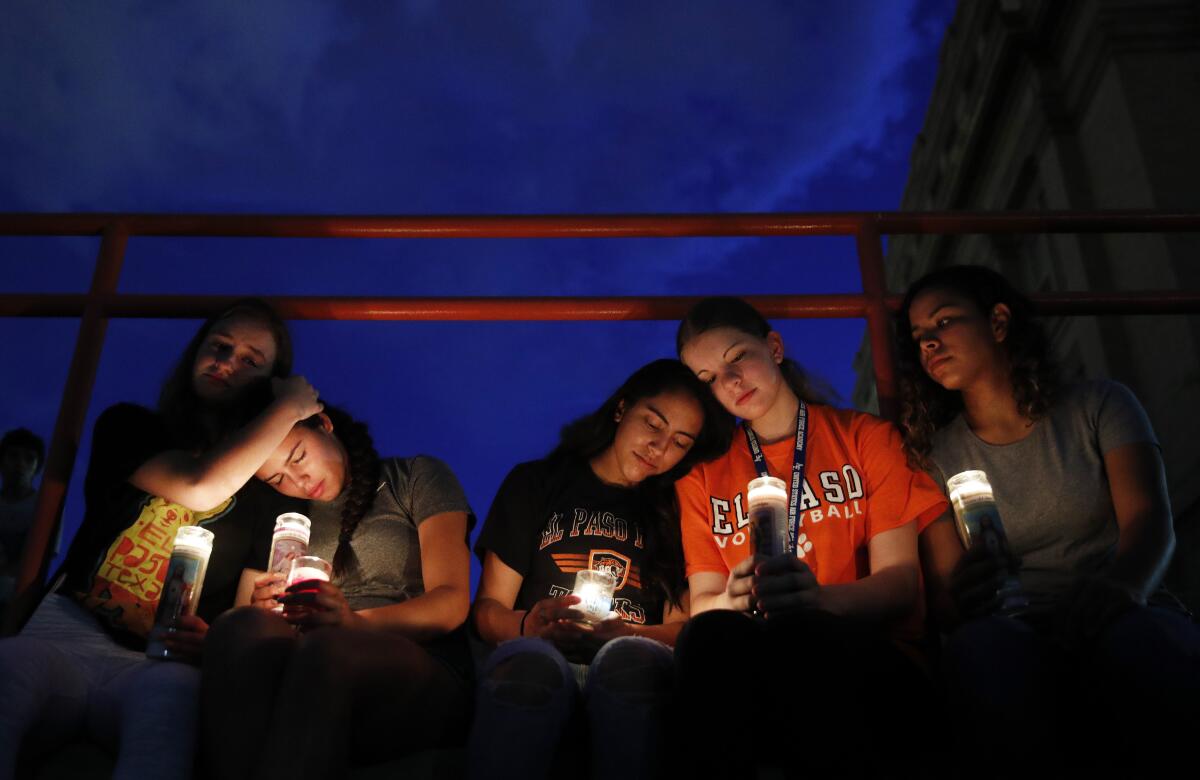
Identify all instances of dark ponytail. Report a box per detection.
[317,405,381,577]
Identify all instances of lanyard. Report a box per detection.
[743,401,809,555]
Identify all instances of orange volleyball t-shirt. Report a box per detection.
[677,404,947,589]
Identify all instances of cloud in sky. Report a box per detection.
[1,0,941,215]
[1,1,958,579]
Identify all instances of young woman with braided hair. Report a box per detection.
[200,404,474,780]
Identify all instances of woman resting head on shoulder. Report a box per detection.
[469,358,730,780]
[898,265,1198,773]
[202,401,475,780]
[673,296,949,777]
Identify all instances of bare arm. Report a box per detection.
[1102,442,1174,598]
[753,523,920,626]
[688,564,750,616]
[129,377,320,511]
[472,550,528,644]
[917,510,963,626]
[353,511,473,641]
[472,550,589,651]
[814,522,919,622]
[622,591,689,646]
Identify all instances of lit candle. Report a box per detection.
[287,555,332,587]
[572,569,616,623]
[946,470,997,548]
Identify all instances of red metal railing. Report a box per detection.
[3,209,1199,633]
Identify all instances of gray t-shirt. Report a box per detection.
[929,380,1157,606]
[307,455,472,612]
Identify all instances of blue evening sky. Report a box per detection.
[0,0,957,578]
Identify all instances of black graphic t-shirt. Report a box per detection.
[474,456,664,626]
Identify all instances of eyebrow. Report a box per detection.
[647,403,696,440]
[721,340,746,360]
[910,303,956,332]
[210,329,268,362]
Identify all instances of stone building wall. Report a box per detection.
[852,0,1200,606]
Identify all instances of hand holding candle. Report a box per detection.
[278,556,357,630]
[287,555,333,588]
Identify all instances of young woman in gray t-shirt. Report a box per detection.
[896,264,1197,775]
[200,404,474,780]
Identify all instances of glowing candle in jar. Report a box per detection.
[945,470,1028,616]
[572,569,616,623]
[287,555,332,587]
[946,470,999,549]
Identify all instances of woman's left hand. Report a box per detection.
[162,614,209,662]
[1054,575,1142,652]
[590,615,634,644]
[752,553,821,620]
[279,580,362,631]
[560,617,632,664]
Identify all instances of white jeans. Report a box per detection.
[0,594,200,780]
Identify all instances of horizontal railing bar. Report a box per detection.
[0,294,871,321]
[2,210,1199,239]
[4,290,1200,321]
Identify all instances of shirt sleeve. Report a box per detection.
[400,455,474,531]
[82,404,169,513]
[676,463,730,578]
[856,415,949,539]
[1092,381,1158,454]
[473,461,543,578]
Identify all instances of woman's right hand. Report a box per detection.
[251,572,287,610]
[949,542,1013,620]
[523,595,591,653]
[271,375,323,422]
[724,555,759,613]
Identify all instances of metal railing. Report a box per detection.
[3,209,1199,633]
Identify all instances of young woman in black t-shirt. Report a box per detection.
[0,300,320,780]
[469,359,731,780]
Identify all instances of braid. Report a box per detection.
[321,405,381,577]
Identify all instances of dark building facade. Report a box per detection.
[852,0,1200,605]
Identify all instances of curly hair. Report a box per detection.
[307,404,381,577]
[158,298,293,450]
[895,265,1058,469]
[549,359,733,609]
[676,296,832,405]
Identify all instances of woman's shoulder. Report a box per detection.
[1056,378,1140,412]
[811,403,903,446]
[88,403,170,468]
[378,454,468,491]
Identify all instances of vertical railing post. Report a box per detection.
[855,219,899,421]
[2,222,127,635]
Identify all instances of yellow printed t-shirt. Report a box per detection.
[77,495,231,638]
